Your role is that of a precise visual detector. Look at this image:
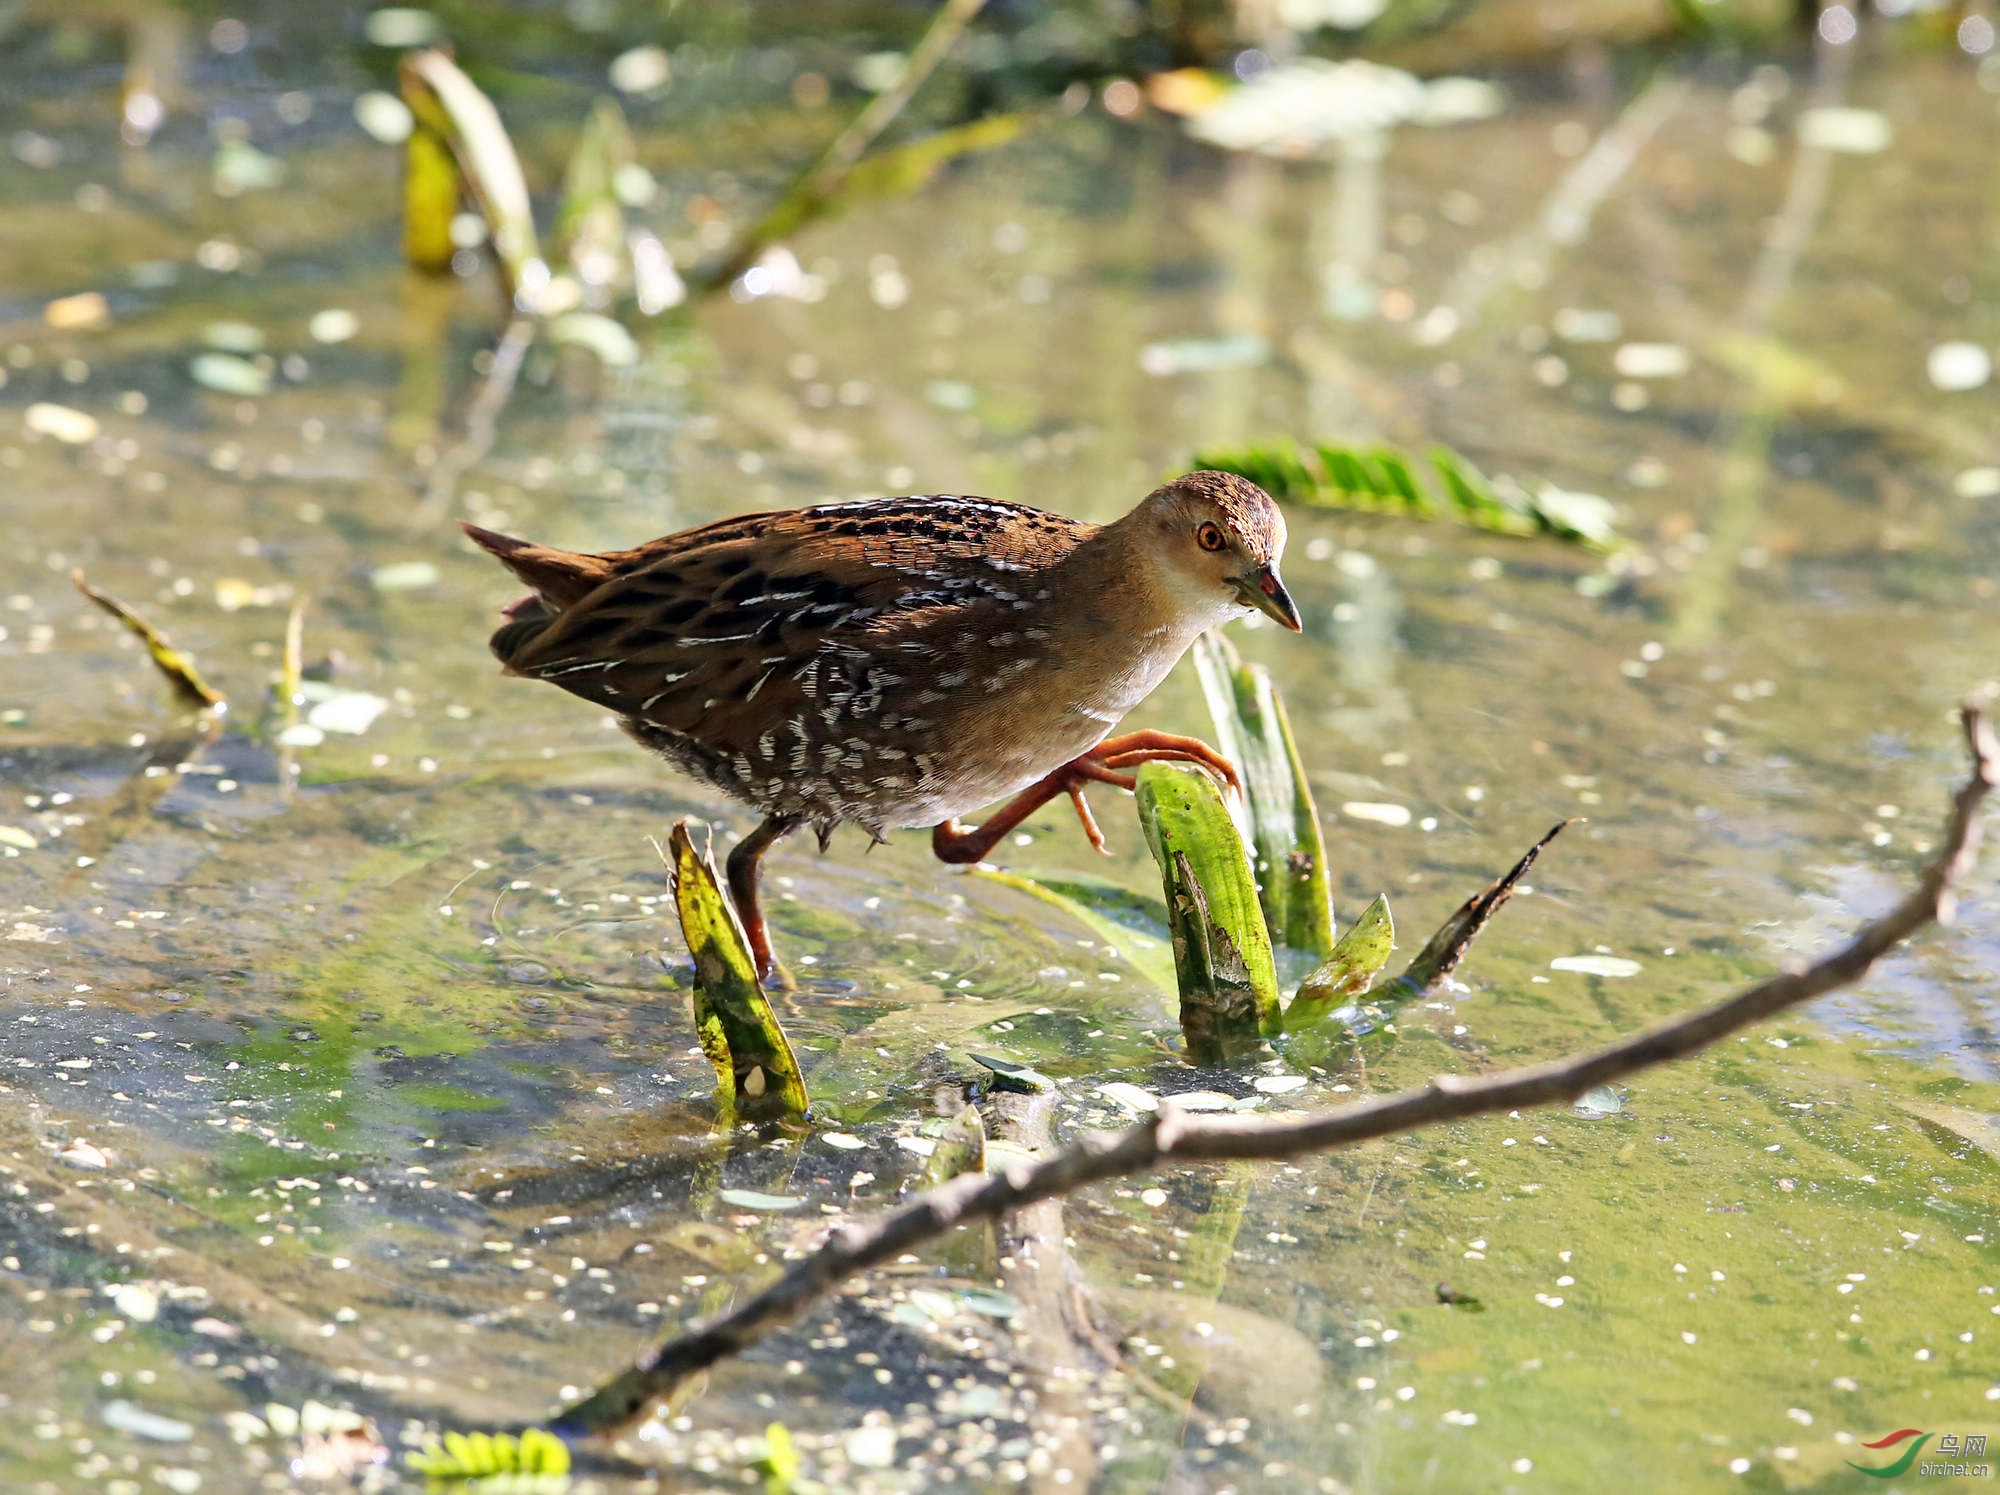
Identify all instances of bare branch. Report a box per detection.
[555,700,1996,1437]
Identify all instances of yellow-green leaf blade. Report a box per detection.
[666,823,808,1118]
[1286,894,1394,1032]
[1134,762,1281,1062]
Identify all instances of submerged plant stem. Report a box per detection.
[1391,819,1571,998]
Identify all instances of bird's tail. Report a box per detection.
[460,522,615,610]
[460,522,617,674]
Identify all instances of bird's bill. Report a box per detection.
[1235,564,1302,631]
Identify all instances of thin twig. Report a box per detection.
[702,0,990,292]
[415,317,536,526]
[555,700,1994,1434]
[275,596,307,803]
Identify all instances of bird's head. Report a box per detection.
[1128,470,1300,631]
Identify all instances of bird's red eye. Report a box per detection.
[1196,522,1226,552]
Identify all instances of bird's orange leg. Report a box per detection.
[726,813,802,984]
[932,732,1240,866]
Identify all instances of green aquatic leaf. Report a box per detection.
[1193,437,1618,550]
[399,49,543,294]
[665,822,809,1119]
[973,866,1178,992]
[920,1104,986,1187]
[1190,630,1335,958]
[1134,762,1282,1062]
[399,81,462,276]
[754,1421,800,1495]
[1286,893,1395,1032]
[71,570,225,712]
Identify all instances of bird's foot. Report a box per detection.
[931,732,1240,865]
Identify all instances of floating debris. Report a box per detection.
[300,683,388,737]
[354,91,414,144]
[364,7,442,47]
[203,320,265,352]
[1341,801,1412,827]
[213,578,278,612]
[1612,342,1691,379]
[369,560,440,591]
[1139,335,1271,377]
[189,352,270,397]
[108,1283,159,1322]
[1954,466,2000,498]
[956,1286,1020,1319]
[1798,106,1892,155]
[1164,1090,1234,1111]
[1185,59,1426,155]
[59,1137,110,1168]
[1553,307,1621,343]
[213,138,286,196]
[44,291,109,329]
[717,1189,804,1212]
[1419,77,1506,126]
[1254,1074,1308,1094]
[845,1423,898,1470]
[1550,954,1642,978]
[608,43,671,95]
[1100,1082,1161,1113]
[1574,1085,1623,1116]
[26,402,99,445]
[1928,342,1991,393]
[102,1400,193,1443]
[309,308,360,344]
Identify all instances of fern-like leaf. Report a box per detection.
[408,1425,572,1489]
[1193,438,1618,549]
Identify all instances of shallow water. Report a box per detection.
[3,7,1999,1493]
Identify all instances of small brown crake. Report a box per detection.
[465,469,1298,979]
